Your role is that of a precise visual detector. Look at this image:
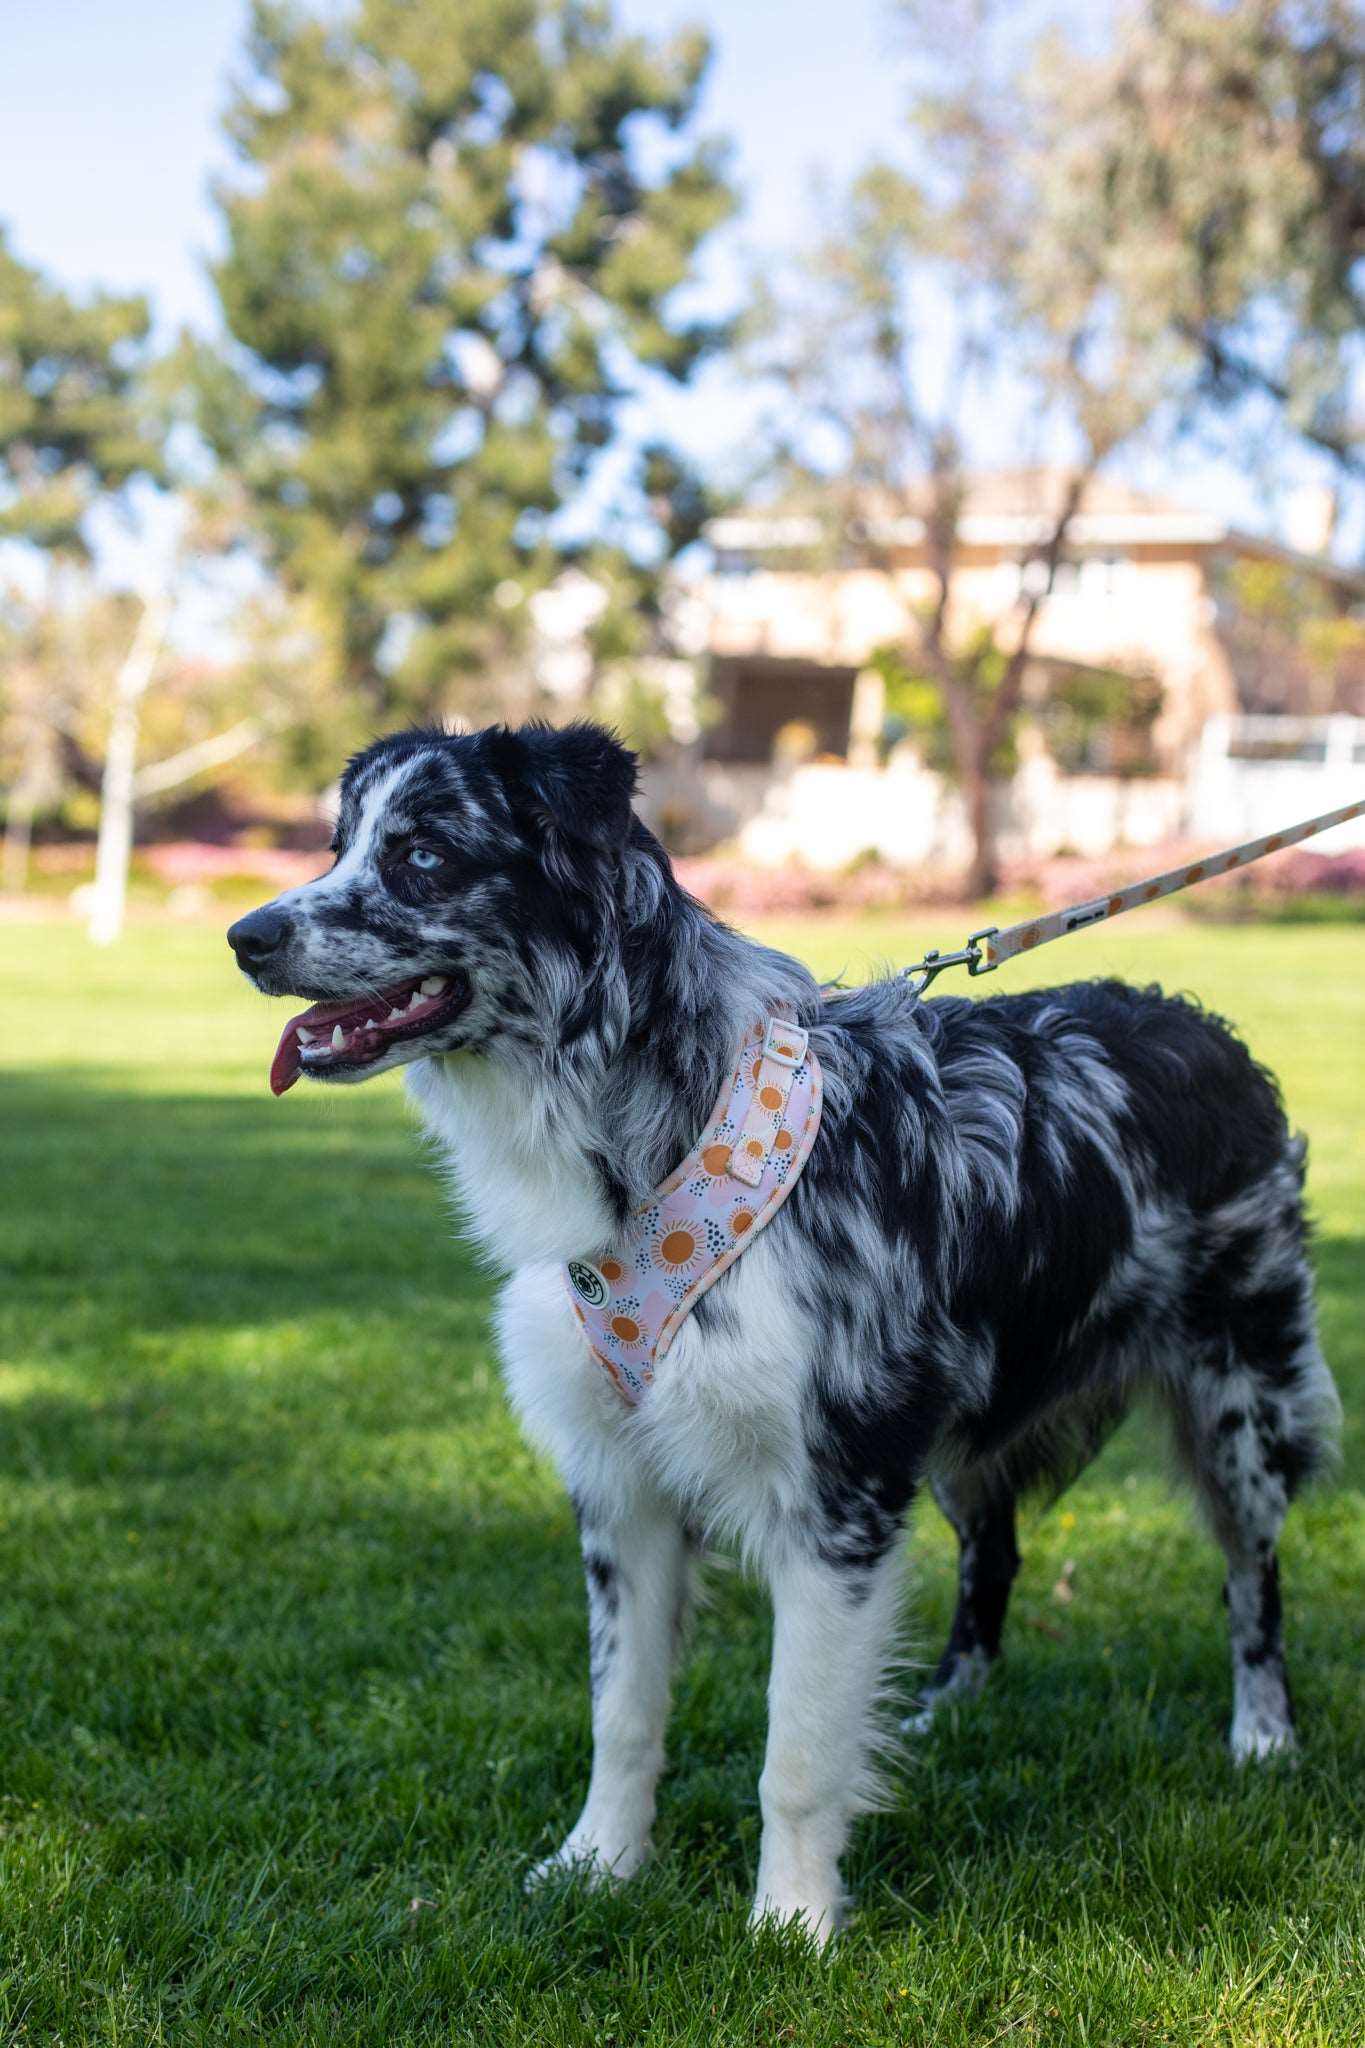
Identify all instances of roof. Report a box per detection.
[706,471,1365,590]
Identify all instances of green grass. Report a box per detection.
[1,910,1362,2047]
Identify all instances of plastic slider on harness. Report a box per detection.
[726,1019,809,1188]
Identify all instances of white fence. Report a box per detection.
[1191,716,1365,850]
[729,752,1184,871]
[645,715,1365,870]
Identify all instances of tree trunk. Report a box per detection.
[959,737,998,899]
[908,465,1097,900]
[2,724,48,895]
[87,592,169,946]
[930,663,1001,901]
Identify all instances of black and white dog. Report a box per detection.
[227,720,1340,1940]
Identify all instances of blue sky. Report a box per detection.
[0,0,907,334]
[0,0,1326,545]
[0,0,920,558]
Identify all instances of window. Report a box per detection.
[1015,555,1132,600]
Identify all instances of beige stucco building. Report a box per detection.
[670,473,1365,866]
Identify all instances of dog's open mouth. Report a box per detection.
[270,972,470,1095]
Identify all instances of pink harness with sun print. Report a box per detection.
[563,1016,824,1403]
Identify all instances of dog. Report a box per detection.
[227,719,1340,1942]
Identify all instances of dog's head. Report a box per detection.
[227,721,638,1093]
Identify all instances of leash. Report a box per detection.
[902,794,1365,994]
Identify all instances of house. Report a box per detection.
[676,472,1365,866]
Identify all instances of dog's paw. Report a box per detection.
[899,1646,994,1734]
[1229,1713,1297,1765]
[748,1888,844,1950]
[524,1834,650,1894]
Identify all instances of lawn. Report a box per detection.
[1,908,1362,2047]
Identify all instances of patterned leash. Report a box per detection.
[902,794,1365,994]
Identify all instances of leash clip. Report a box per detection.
[901,926,999,996]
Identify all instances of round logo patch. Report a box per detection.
[567,1259,609,1308]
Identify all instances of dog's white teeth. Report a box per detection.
[407,989,426,1010]
[387,1006,406,1022]
[419,976,447,996]
[331,1024,346,1050]
[297,1028,315,1045]
[364,1018,379,1030]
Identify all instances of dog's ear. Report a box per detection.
[498,721,639,853]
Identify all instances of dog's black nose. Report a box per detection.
[226,906,291,973]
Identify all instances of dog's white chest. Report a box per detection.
[496,1240,818,1533]
[408,1047,825,1533]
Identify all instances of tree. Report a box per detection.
[1032,0,1365,482]
[0,232,299,934]
[0,228,163,898]
[196,0,733,732]
[1,583,139,893]
[752,1,1171,895]
[1211,555,1365,715]
[753,0,1365,896]
[0,225,157,551]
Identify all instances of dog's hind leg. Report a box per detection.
[903,1464,1019,1731]
[529,1488,695,1887]
[1166,1169,1341,1761]
[907,1384,1132,1731]
[1166,1326,1339,1762]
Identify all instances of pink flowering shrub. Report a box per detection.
[1007,843,1365,914]
[1234,846,1365,897]
[1183,844,1365,918]
[673,858,931,917]
[140,842,329,888]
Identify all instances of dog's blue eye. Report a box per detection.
[407,846,443,872]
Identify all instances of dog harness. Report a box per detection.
[563,1016,823,1403]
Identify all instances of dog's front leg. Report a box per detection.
[752,1543,905,1943]
[530,1489,692,1887]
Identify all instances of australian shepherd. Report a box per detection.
[227,720,1340,1941]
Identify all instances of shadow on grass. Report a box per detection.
[2,1066,486,1334]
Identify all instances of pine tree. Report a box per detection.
[199,0,734,726]
[0,225,157,550]
[0,228,162,902]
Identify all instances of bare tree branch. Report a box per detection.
[132,714,284,800]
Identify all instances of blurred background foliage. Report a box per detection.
[2,0,1365,903]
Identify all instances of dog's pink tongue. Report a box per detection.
[268,993,357,1096]
[267,987,408,1095]
[270,1015,306,1096]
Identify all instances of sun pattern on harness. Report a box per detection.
[563,1016,823,1402]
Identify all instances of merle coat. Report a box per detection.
[227,721,1340,1939]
